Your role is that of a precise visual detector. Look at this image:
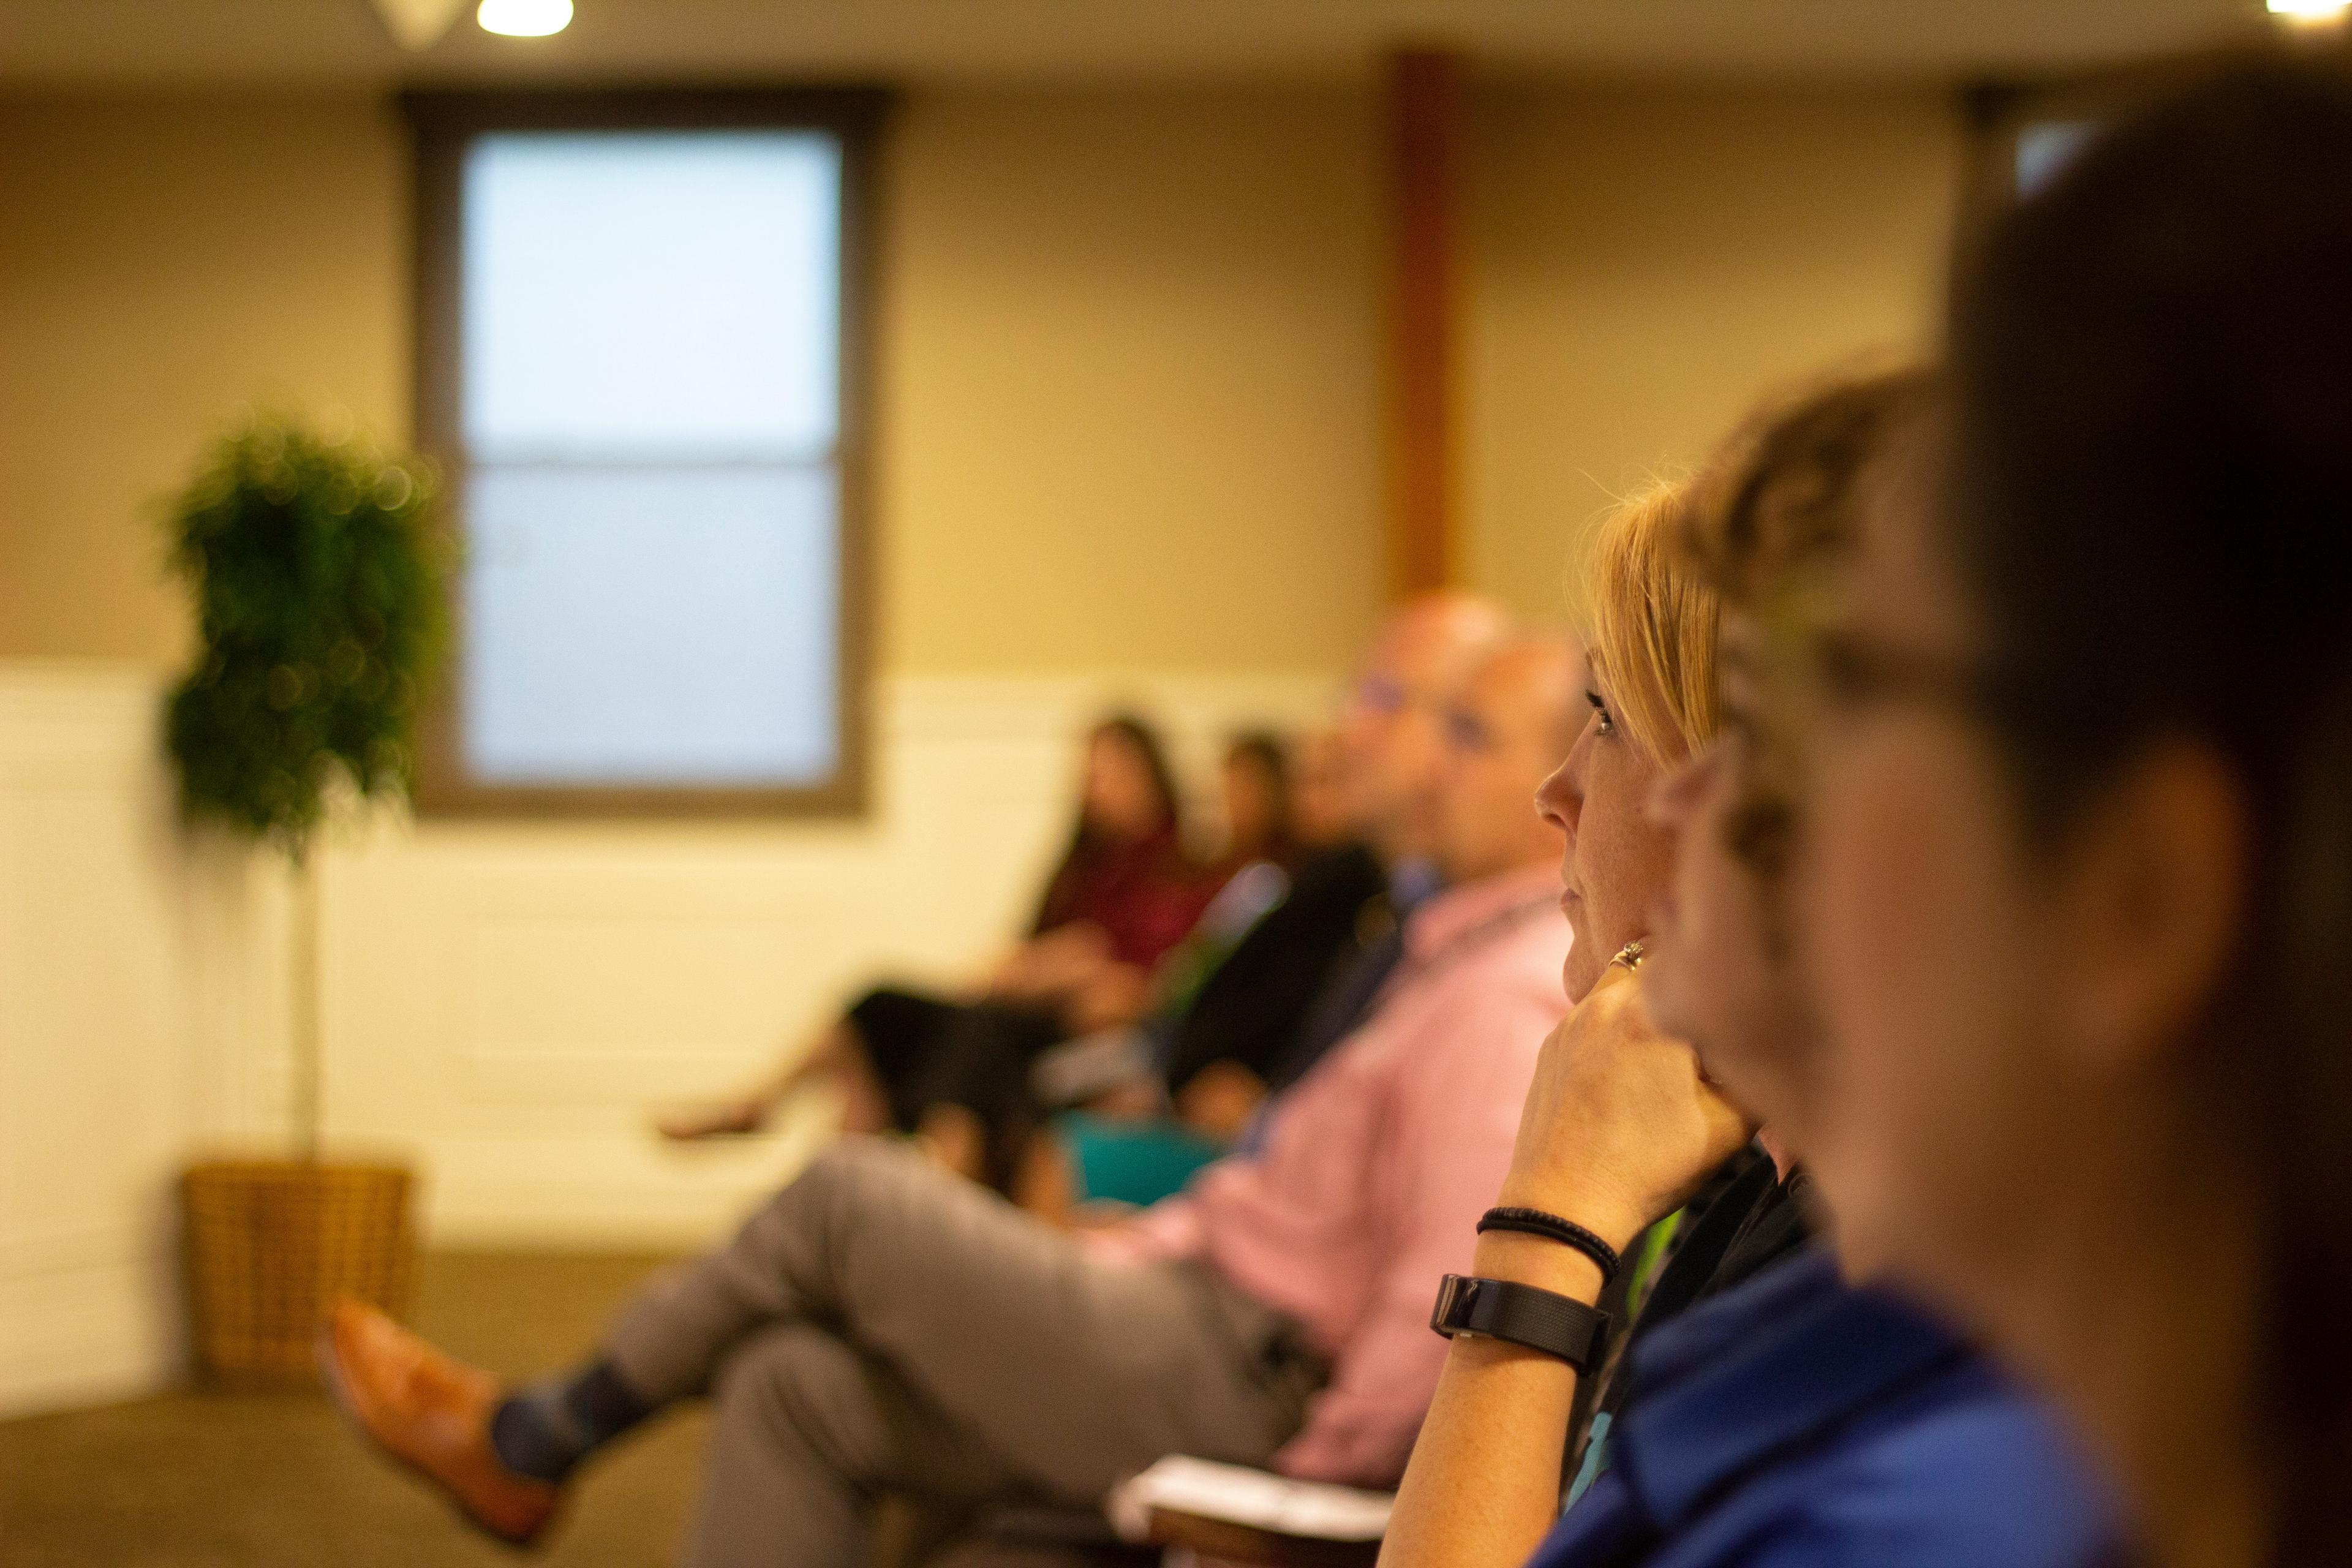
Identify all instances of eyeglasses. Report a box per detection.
[1352,673,1450,722]
[1354,674,1403,715]
[1444,706,1495,753]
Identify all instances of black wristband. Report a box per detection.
[1429,1275,1611,1372]
[1476,1207,1622,1284]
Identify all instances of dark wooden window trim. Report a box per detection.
[402,86,890,820]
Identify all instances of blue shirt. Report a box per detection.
[1526,1248,2126,1568]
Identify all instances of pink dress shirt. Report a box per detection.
[1094,862,1570,1486]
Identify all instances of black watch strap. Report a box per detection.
[1428,1274,1610,1372]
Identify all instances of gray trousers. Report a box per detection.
[605,1139,1324,1568]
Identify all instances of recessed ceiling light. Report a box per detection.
[478,0,572,37]
[2269,0,2350,24]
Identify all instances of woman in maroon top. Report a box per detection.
[662,714,1221,1185]
[991,715,1217,1005]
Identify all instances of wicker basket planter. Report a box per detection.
[182,1159,416,1386]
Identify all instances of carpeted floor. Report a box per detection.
[0,1251,707,1568]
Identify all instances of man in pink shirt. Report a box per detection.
[322,614,1577,1566]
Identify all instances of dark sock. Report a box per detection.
[489,1361,651,1483]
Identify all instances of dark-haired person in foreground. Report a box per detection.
[1381,377,2121,1568]
[1793,52,2352,1568]
[321,629,1580,1567]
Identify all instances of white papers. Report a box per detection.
[1107,1457,1395,1544]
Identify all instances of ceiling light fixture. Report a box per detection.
[373,0,469,50]
[2269,0,2350,24]
[478,0,573,37]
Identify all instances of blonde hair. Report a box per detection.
[1574,481,1722,764]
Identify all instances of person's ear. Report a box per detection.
[2048,742,2250,1080]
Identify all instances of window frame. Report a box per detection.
[403,86,888,819]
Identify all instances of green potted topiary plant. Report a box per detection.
[164,412,447,1385]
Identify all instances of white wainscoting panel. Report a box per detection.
[0,665,198,1416]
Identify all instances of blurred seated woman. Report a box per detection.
[1793,54,2352,1568]
[1118,729,1317,1046]
[659,714,1218,1184]
[1381,377,2120,1568]
[1153,729,1365,1123]
[1211,729,1307,878]
[977,712,1217,1015]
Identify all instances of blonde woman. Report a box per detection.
[1382,401,2119,1568]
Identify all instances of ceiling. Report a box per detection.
[0,0,2300,89]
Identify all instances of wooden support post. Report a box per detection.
[1384,47,1463,600]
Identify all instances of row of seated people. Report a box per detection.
[330,588,1583,1548]
[321,50,2352,1568]
[657,713,1398,1215]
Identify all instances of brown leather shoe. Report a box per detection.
[318,1298,561,1547]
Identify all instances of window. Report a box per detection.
[2013,119,2100,197]
[406,90,884,815]
[1962,60,2235,231]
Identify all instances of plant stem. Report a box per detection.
[291,845,322,1164]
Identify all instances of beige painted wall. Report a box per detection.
[0,85,1385,676]
[1465,81,1965,621]
[0,94,410,666]
[881,86,1384,672]
[0,79,1962,669]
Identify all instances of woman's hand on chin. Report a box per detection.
[1497,965,1757,1251]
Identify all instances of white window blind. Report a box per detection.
[456,130,846,788]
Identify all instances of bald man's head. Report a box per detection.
[1382,592,1516,695]
[1433,633,1585,886]
[1336,593,1513,862]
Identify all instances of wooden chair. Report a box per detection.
[926,1461,1390,1568]
[1107,1458,1390,1568]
